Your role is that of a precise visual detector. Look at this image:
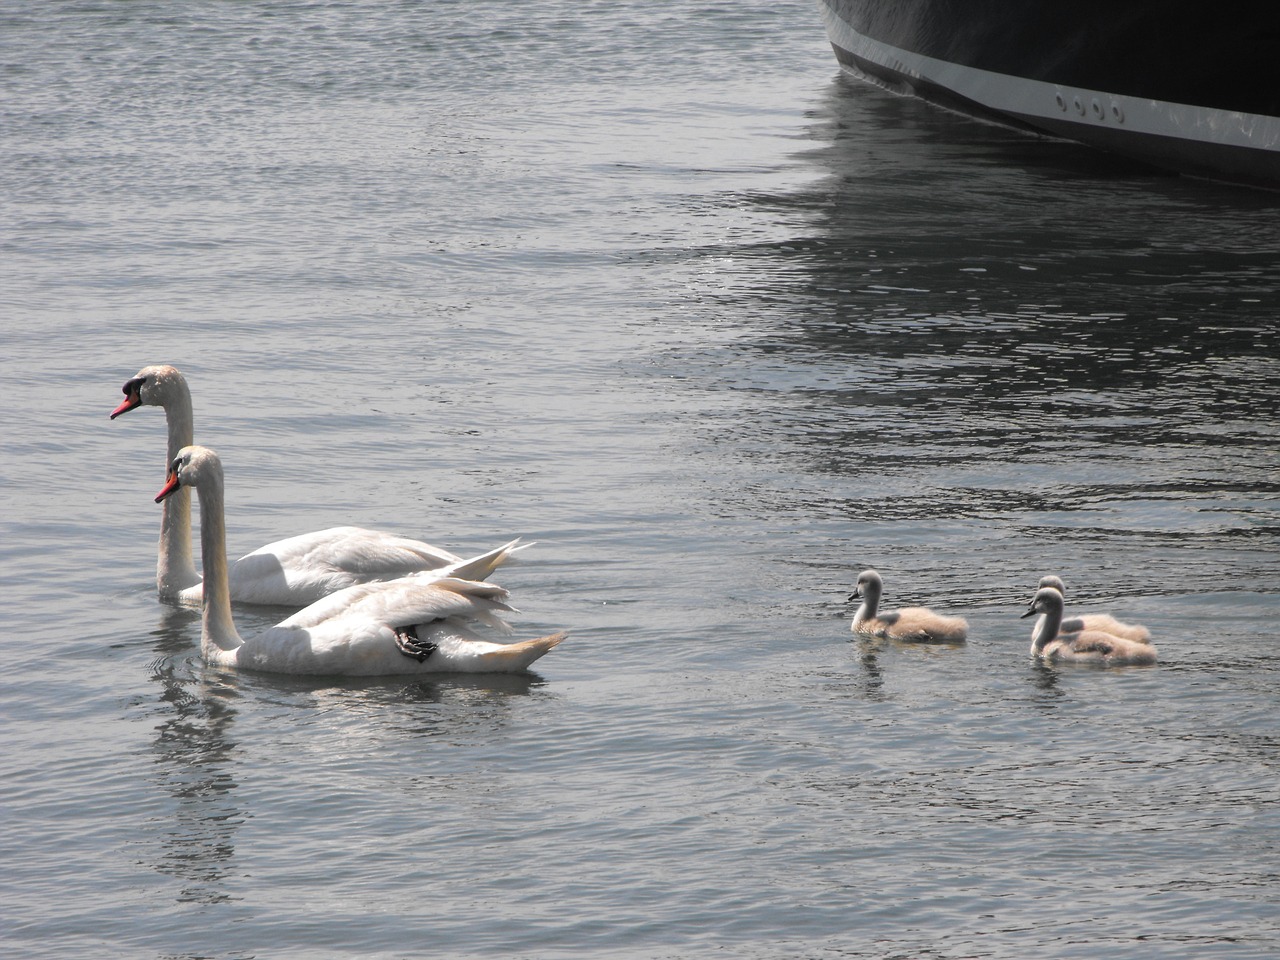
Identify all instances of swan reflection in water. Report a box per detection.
[143,606,554,905]
[146,606,244,905]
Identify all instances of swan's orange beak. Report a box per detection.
[155,471,181,503]
[110,390,141,419]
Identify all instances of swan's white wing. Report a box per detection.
[277,575,514,633]
[237,525,464,576]
[344,576,516,633]
[278,526,463,573]
[227,526,466,604]
[273,579,408,629]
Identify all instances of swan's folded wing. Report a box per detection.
[1067,633,1120,656]
[278,575,515,634]
[358,576,516,634]
[1067,631,1155,663]
[1078,613,1152,644]
[274,578,405,628]
[225,527,472,604]
[241,526,464,577]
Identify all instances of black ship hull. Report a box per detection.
[816,0,1280,188]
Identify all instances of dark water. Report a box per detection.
[2,2,1279,958]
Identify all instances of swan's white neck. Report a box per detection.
[157,384,200,598]
[193,461,244,656]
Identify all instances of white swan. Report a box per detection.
[1022,587,1156,666]
[1034,575,1152,643]
[155,445,567,675]
[112,364,525,605]
[849,569,969,643]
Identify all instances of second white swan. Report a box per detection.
[155,445,567,675]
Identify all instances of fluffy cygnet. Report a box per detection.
[850,569,968,643]
[1035,575,1151,643]
[1023,587,1156,666]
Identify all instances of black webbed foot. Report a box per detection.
[394,624,438,663]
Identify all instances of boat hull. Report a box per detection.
[816,0,1280,188]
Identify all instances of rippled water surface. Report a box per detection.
[2,2,1279,958]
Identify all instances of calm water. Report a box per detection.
[3,2,1279,958]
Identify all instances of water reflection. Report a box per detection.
[145,608,243,905]
[658,72,1280,606]
[139,601,551,905]
[247,668,548,703]
[243,668,553,746]
[1026,660,1067,701]
[781,74,1280,412]
[145,604,200,658]
[848,636,886,701]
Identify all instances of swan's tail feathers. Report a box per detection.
[440,539,534,582]
[483,631,568,672]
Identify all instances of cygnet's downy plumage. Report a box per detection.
[849,569,968,643]
[1022,587,1156,666]
[1034,576,1151,644]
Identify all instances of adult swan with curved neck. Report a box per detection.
[156,445,567,675]
[113,364,525,606]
